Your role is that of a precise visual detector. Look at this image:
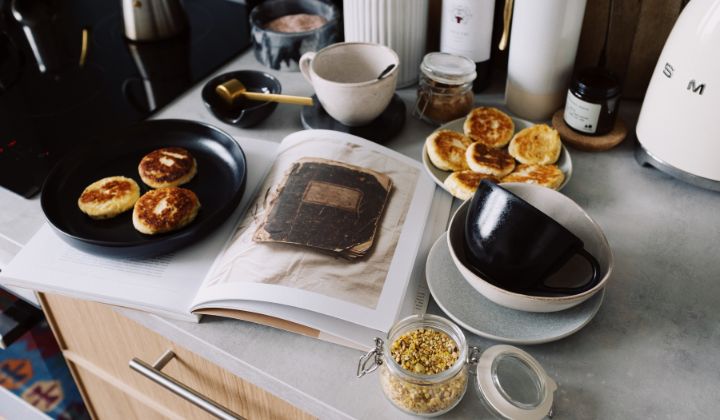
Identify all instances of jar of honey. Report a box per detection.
[414,53,476,125]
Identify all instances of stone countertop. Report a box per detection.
[1,49,720,419]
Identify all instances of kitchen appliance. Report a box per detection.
[121,0,188,42]
[635,0,720,191]
[0,0,251,198]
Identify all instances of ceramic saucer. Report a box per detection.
[426,233,604,344]
[300,94,405,144]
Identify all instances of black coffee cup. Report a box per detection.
[464,181,601,296]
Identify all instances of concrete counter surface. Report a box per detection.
[121,51,720,418]
[1,49,719,419]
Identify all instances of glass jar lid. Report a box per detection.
[476,345,556,420]
[420,52,477,85]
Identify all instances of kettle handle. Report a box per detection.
[498,0,514,51]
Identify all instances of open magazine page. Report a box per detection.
[192,130,436,332]
[0,136,280,321]
[197,186,451,350]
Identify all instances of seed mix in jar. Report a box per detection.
[379,327,467,415]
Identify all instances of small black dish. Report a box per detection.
[202,70,281,128]
[41,119,247,258]
[300,94,406,144]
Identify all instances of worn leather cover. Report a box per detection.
[254,157,392,259]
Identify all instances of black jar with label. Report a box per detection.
[563,68,621,136]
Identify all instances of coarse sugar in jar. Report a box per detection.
[358,314,469,417]
[414,52,476,125]
[357,314,558,419]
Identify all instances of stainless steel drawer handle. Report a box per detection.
[129,349,246,420]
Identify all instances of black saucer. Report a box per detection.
[300,94,406,144]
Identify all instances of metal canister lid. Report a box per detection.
[420,52,477,85]
[475,345,556,420]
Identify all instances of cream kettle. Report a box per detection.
[635,0,720,191]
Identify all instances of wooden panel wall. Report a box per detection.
[425,0,689,99]
[576,0,689,99]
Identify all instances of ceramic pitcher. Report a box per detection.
[502,0,588,121]
[343,0,429,87]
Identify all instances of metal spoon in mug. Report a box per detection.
[377,64,395,80]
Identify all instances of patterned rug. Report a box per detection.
[0,319,90,419]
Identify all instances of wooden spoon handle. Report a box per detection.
[241,91,314,106]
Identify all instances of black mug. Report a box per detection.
[464,181,601,296]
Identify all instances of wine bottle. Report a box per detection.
[440,0,495,92]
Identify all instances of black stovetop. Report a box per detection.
[0,0,250,198]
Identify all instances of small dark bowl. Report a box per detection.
[250,0,339,72]
[202,70,281,128]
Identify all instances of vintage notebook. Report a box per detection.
[0,130,452,349]
[255,157,392,259]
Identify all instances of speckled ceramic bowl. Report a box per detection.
[250,0,340,72]
[447,184,613,313]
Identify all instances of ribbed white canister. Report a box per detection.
[343,0,429,87]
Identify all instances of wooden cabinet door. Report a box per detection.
[39,293,314,420]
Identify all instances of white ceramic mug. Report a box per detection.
[299,42,399,127]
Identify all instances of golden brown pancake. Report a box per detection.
[444,171,499,200]
[508,124,562,165]
[465,141,516,177]
[138,147,197,188]
[77,176,140,219]
[501,164,565,189]
[463,107,515,148]
[426,130,474,171]
[132,187,200,235]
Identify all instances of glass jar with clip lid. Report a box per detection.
[413,52,476,125]
[357,314,557,419]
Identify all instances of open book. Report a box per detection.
[0,130,452,349]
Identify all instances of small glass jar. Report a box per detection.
[563,67,621,136]
[414,52,476,125]
[358,314,469,417]
[357,314,557,419]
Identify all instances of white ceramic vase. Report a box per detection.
[505,0,588,121]
[343,0,429,87]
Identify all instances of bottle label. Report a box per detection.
[440,0,494,63]
[564,91,601,134]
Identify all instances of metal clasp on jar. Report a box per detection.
[468,346,482,365]
[357,337,384,377]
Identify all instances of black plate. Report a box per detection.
[41,120,247,258]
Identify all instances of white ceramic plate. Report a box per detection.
[421,115,573,194]
[426,233,604,344]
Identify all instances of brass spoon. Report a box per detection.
[215,79,314,106]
